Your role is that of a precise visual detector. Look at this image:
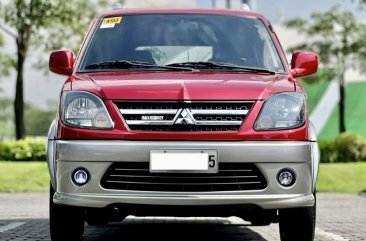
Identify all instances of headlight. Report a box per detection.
[254,92,305,130]
[61,91,114,129]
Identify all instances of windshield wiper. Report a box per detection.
[166,61,275,74]
[84,60,194,71]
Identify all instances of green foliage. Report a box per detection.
[335,133,366,162]
[0,98,55,138]
[286,5,366,75]
[0,35,14,76]
[25,103,56,136]
[0,99,14,139]
[319,140,338,163]
[0,138,46,161]
[1,0,101,53]
[319,133,366,163]
[0,98,13,122]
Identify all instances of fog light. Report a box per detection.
[72,168,90,186]
[277,169,296,187]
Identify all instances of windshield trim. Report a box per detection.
[77,68,279,75]
[257,18,287,74]
[76,13,288,74]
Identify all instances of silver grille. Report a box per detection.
[115,101,254,132]
[101,162,267,192]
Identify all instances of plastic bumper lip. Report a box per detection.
[53,192,315,209]
[52,140,317,209]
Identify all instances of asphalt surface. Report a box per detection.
[0,193,365,241]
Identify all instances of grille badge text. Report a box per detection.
[141,116,164,121]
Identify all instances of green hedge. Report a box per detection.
[0,138,46,161]
[319,133,366,163]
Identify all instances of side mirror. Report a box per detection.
[49,50,74,76]
[290,51,318,78]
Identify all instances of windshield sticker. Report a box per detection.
[100,16,122,29]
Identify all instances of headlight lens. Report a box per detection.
[254,92,305,130]
[61,91,114,129]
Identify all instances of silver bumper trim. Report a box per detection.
[54,192,315,209]
[50,139,317,209]
[55,140,312,163]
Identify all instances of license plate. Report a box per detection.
[150,150,218,173]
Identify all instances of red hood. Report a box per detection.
[70,71,295,100]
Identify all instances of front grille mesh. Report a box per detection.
[101,162,267,192]
[194,115,244,121]
[114,101,254,132]
[128,125,240,132]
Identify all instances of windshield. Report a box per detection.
[79,14,286,73]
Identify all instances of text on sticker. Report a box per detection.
[102,17,122,25]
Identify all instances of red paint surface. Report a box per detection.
[49,50,74,76]
[290,52,319,78]
[52,9,314,141]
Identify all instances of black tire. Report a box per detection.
[279,198,316,241]
[49,184,85,241]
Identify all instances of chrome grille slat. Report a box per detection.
[114,101,255,132]
[128,125,240,132]
[194,121,243,126]
[106,180,262,185]
[110,174,259,179]
[125,120,242,125]
[101,162,267,192]
[190,109,249,115]
[120,109,178,114]
[125,120,174,125]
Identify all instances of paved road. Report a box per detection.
[0,193,365,241]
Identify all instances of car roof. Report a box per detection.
[98,8,270,25]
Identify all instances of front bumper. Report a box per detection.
[50,140,318,209]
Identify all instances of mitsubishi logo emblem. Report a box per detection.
[174,108,195,125]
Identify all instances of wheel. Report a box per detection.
[49,184,85,241]
[279,197,316,241]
